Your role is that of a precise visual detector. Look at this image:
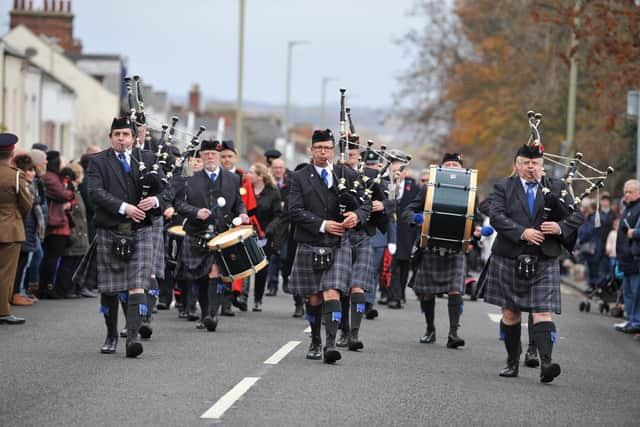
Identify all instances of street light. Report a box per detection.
[320,76,338,128]
[235,0,246,158]
[627,90,640,181]
[284,40,310,159]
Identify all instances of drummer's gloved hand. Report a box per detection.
[387,243,397,255]
[413,213,424,225]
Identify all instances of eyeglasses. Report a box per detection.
[421,179,429,183]
[312,145,334,152]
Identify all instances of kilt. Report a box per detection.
[94,226,157,293]
[150,216,165,280]
[412,251,465,295]
[288,236,351,296]
[484,254,561,314]
[180,234,215,280]
[349,230,374,292]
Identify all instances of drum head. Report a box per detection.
[207,226,253,250]
[167,225,186,237]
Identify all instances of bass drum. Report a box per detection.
[420,165,477,252]
[207,226,268,283]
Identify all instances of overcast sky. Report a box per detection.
[1,0,419,110]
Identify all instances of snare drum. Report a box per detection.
[166,225,186,267]
[419,165,477,252]
[207,226,268,283]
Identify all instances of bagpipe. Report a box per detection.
[123,75,209,196]
[525,110,614,226]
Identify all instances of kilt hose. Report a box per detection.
[484,254,561,314]
[288,236,352,296]
[349,229,374,292]
[412,251,466,295]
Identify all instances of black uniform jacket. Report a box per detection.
[288,163,371,247]
[175,168,246,236]
[88,147,162,229]
[384,176,420,260]
[489,175,583,258]
[361,166,388,236]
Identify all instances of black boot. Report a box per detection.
[293,294,305,317]
[524,313,539,367]
[336,294,350,347]
[125,293,146,358]
[499,321,521,377]
[119,292,128,338]
[100,294,119,354]
[139,289,155,340]
[221,290,235,316]
[348,293,366,351]
[202,279,222,332]
[533,321,561,383]
[364,302,378,320]
[446,294,465,348]
[419,298,436,344]
[322,299,342,364]
[305,303,322,360]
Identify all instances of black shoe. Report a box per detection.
[348,331,364,351]
[377,296,388,305]
[323,346,342,364]
[157,302,170,310]
[420,329,436,344]
[202,316,218,332]
[119,327,127,338]
[252,302,262,312]
[0,314,26,325]
[196,322,206,329]
[139,323,153,340]
[125,340,143,358]
[387,300,402,309]
[100,336,117,354]
[178,310,188,319]
[64,292,81,299]
[265,289,277,297]
[524,349,539,368]
[621,324,640,334]
[306,343,322,360]
[446,333,465,349]
[187,311,199,321]
[232,295,248,312]
[540,362,561,383]
[292,304,304,318]
[336,331,349,348]
[221,306,235,317]
[499,360,519,377]
[365,305,378,320]
[79,288,98,298]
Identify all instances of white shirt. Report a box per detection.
[206,167,221,181]
[520,177,538,197]
[314,164,333,189]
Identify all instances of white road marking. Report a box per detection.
[303,326,311,333]
[264,341,301,365]
[200,377,260,419]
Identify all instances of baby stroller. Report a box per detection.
[578,270,624,317]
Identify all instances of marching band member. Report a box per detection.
[288,129,371,363]
[175,140,249,332]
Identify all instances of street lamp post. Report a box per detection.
[320,77,338,128]
[627,90,640,181]
[235,0,245,158]
[284,40,309,159]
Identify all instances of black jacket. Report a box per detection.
[489,175,583,258]
[385,176,420,260]
[88,148,163,229]
[288,163,371,247]
[175,169,246,236]
[616,199,640,274]
[360,166,388,236]
[255,186,282,235]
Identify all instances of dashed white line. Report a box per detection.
[264,341,301,365]
[200,377,260,420]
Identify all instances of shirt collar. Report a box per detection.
[206,167,220,178]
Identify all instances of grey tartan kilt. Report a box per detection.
[151,216,165,280]
[180,234,215,280]
[288,237,352,296]
[349,230,374,292]
[94,226,158,293]
[484,254,561,314]
[412,251,466,295]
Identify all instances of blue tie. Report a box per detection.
[210,172,217,183]
[118,153,130,173]
[526,182,536,216]
[321,169,329,188]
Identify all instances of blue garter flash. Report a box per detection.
[139,303,149,316]
[306,314,315,323]
[551,331,557,343]
[149,289,160,297]
[118,291,127,303]
[332,311,342,322]
[100,305,109,315]
[356,303,366,313]
[217,283,225,294]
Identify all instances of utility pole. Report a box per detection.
[235,0,245,157]
[320,77,338,128]
[562,0,582,157]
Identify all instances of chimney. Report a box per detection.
[59,0,63,12]
[44,0,48,11]
[10,0,81,53]
[189,84,201,114]
[21,0,25,10]
[28,0,32,10]
[68,1,71,13]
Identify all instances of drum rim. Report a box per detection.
[167,225,186,236]
[220,258,269,283]
[207,225,254,250]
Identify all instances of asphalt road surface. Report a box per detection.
[2,285,639,427]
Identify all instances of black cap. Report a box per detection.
[363,150,379,164]
[516,144,544,159]
[347,134,360,150]
[265,148,282,161]
[220,140,236,153]
[441,152,463,167]
[46,150,61,162]
[31,142,48,152]
[311,129,334,145]
[110,116,133,132]
[200,139,221,152]
[0,133,18,152]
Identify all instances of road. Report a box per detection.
[1,285,639,427]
